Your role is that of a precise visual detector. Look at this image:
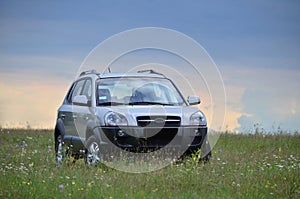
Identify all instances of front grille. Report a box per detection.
[136,116,181,127]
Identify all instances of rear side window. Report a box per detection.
[66,79,85,104]
[65,83,76,104]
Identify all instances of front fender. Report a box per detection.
[86,120,105,144]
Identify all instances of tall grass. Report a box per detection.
[0,129,299,198]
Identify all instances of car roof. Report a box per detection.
[99,72,165,79]
[79,69,166,79]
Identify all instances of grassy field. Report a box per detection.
[0,129,299,199]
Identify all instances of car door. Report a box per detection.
[60,79,86,140]
[72,78,94,140]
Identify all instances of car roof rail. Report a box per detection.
[137,69,166,77]
[79,69,99,77]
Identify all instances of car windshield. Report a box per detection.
[97,77,185,106]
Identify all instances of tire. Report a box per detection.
[200,135,212,162]
[55,134,68,165]
[85,135,102,165]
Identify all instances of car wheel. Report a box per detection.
[85,136,102,165]
[55,134,69,165]
[200,136,212,162]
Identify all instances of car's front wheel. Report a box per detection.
[200,135,212,162]
[85,136,102,165]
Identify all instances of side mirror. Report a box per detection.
[73,95,91,106]
[187,95,201,105]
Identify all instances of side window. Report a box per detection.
[82,79,92,101]
[66,82,76,104]
[70,80,85,103]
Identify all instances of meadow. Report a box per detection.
[0,129,299,198]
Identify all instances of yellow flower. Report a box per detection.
[72,181,76,185]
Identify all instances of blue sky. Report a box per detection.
[0,1,299,132]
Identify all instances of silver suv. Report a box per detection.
[54,70,211,165]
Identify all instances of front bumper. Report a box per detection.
[98,126,207,152]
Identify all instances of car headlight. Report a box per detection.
[190,111,207,126]
[104,112,128,126]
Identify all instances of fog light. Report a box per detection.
[117,130,125,137]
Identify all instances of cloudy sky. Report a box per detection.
[0,1,299,132]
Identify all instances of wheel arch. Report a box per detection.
[54,118,65,140]
[85,120,102,143]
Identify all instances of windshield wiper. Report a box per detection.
[129,101,175,106]
[98,102,127,106]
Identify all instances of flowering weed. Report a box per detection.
[0,129,299,198]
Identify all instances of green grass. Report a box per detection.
[0,129,299,198]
